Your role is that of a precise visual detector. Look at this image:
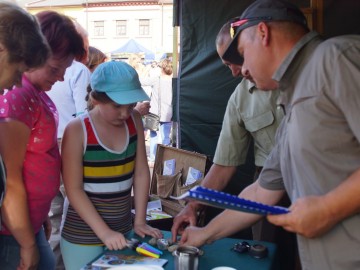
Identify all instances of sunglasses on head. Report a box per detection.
[229,16,273,38]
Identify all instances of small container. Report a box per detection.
[173,246,200,270]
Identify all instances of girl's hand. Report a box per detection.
[134,223,163,239]
[100,230,128,250]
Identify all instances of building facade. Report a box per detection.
[17,0,173,58]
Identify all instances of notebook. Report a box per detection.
[91,252,167,268]
[171,186,289,215]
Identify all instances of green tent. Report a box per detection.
[173,0,256,236]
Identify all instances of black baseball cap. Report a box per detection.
[222,0,308,64]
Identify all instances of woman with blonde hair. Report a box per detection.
[86,46,107,73]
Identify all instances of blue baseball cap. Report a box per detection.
[90,61,150,105]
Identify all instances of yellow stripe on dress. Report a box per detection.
[84,161,135,177]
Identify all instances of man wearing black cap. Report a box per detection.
[172,20,300,270]
[178,0,360,269]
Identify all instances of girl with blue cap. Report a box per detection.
[60,61,163,270]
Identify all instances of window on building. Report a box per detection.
[139,19,150,35]
[116,20,127,36]
[94,21,104,36]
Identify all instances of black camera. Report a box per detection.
[232,241,251,253]
[232,241,268,259]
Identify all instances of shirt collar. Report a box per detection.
[244,79,256,94]
[273,31,320,83]
[273,31,322,111]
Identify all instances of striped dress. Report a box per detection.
[61,113,137,245]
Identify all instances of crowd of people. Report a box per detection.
[0,3,163,270]
[1,0,360,270]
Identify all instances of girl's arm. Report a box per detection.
[132,110,162,239]
[61,118,128,250]
[0,120,39,269]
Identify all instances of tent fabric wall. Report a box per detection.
[112,39,155,60]
[174,0,360,160]
[176,0,254,159]
[175,0,257,192]
[174,0,256,239]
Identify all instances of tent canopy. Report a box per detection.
[112,39,155,60]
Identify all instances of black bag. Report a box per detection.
[143,112,160,131]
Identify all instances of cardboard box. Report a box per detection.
[150,145,208,217]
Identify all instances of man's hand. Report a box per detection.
[134,102,150,116]
[171,202,199,242]
[267,195,334,238]
[178,226,211,247]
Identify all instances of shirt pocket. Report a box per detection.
[243,110,275,153]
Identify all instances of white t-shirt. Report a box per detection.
[47,61,91,138]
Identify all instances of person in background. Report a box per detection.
[0,10,85,270]
[171,19,298,270]
[85,47,107,112]
[179,0,360,269]
[128,53,147,77]
[0,1,50,211]
[147,58,174,162]
[86,46,107,73]
[134,101,151,116]
[148,60,161,78]
[60,61,163,270]
[47,21,91,143]
[130,54,152,114]
[134,100,151,146]
[46,20,91,270]
[134,57,159,147]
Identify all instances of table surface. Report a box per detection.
[85,230,278,270]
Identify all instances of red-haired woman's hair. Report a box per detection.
[36,11,85,60]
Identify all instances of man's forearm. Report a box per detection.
[190,164,237,211]
[201,164,237,190]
